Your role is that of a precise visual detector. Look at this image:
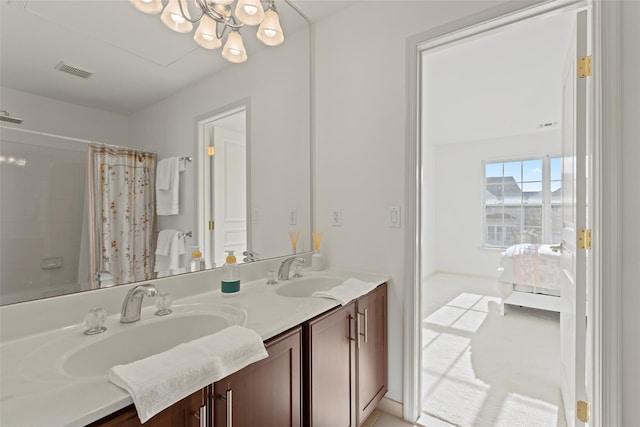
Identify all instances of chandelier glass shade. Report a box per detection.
[128,0,284,64]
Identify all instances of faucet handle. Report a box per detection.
[84,308,107,335]
[293,263,303,278]
[155,292,173,316]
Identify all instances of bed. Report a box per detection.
[496,243,564,313]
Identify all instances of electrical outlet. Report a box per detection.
[332,208,342,226]
[389,206,401,228]
[252,208,261,224]
[288,208,297,225]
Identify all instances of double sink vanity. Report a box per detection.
[0,258,389,427]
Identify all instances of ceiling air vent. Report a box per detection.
[54,61,93,79]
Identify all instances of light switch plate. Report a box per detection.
[252,208,261,224]
[288,208,297,225]
[389,206,401,228]
[332,208,342,226]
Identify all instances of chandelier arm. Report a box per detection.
[196,0,224,22]
[176,0,205,24]
[216,21,230,40]
[226,15,244,30]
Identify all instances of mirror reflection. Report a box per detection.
[199,106,248,269]
[0,0,311,305]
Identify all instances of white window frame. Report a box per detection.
[482,155,561,248]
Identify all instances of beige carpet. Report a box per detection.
[421,273,566,427]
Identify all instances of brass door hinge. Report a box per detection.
[577,400,591,423]
[578,56,592,78]
[208,220,215,230]
[208,146,215,157]
[578,229,592,250]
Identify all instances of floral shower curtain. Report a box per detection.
[88,145,156,287]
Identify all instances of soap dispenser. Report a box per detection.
[221,250,240,293]
[188,246,205,272]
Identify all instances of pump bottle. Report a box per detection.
[221,250,240,293]
[188,247,205,272]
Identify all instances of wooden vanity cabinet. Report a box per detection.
[305,283,388,427]
[356,283,388,423]
[211,326,302,427]
[90,284,386,427]
[305,301,358,427]
[88,388,206,427]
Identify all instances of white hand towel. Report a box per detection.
[156,158,173,190]
[109,325,268,424]
[312,278,377,305]
[154,230,185,277]
[156,157,181,215]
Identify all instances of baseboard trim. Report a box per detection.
[376,397,403,419]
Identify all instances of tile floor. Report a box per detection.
[363,409,418,427]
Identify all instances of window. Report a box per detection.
[484,157,562,247]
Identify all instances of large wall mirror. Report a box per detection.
[0,0,311,305]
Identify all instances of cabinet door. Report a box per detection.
[306,302,357,427]
[88,388,206,427]
[356,283,388,424]
[212,326,302,427]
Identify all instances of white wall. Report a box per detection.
[432,132,560,278]
[313,0,508,402]
[621,1,640,424]
[0,138,86,303]
[0,87,129,303]
[315,0,640,412]
[128,27,311,264]
[0,86,129,145]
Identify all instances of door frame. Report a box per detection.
[403,1,622,425]
[196,99,251,269]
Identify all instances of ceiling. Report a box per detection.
[422,10,575,145]
[0,0,352,115]
[2,0,573,144]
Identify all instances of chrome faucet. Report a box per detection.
[120,284,158,323]
[242,250,260,263]
[278,257,305,280]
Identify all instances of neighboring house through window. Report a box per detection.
[484,157,562,247]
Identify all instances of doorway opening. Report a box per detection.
[197,105,249,269]
[418,6,590,427]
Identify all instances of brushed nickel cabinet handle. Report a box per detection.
[356,312,361,348]
[363,308,369,343]
[226,389,233,427]
[193,405,207,427]
[348,314,356,342]
[358,309,369,344]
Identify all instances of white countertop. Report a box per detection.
[0,268,389,427]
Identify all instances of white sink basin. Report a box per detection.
[60,304,246,377]
[275,275,345,298]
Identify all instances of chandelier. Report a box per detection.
[128,0,284,64]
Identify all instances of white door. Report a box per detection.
[198,109,248,269]
[559,10,590,427]
[213,124,247,267]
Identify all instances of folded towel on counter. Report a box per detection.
[312,277,377,305]
[156,157,186,215]
[154,229,185,278]
[109,325,268,424]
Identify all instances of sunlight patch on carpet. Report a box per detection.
[494,392,560,427]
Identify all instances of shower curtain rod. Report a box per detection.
[0,125,157,155]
